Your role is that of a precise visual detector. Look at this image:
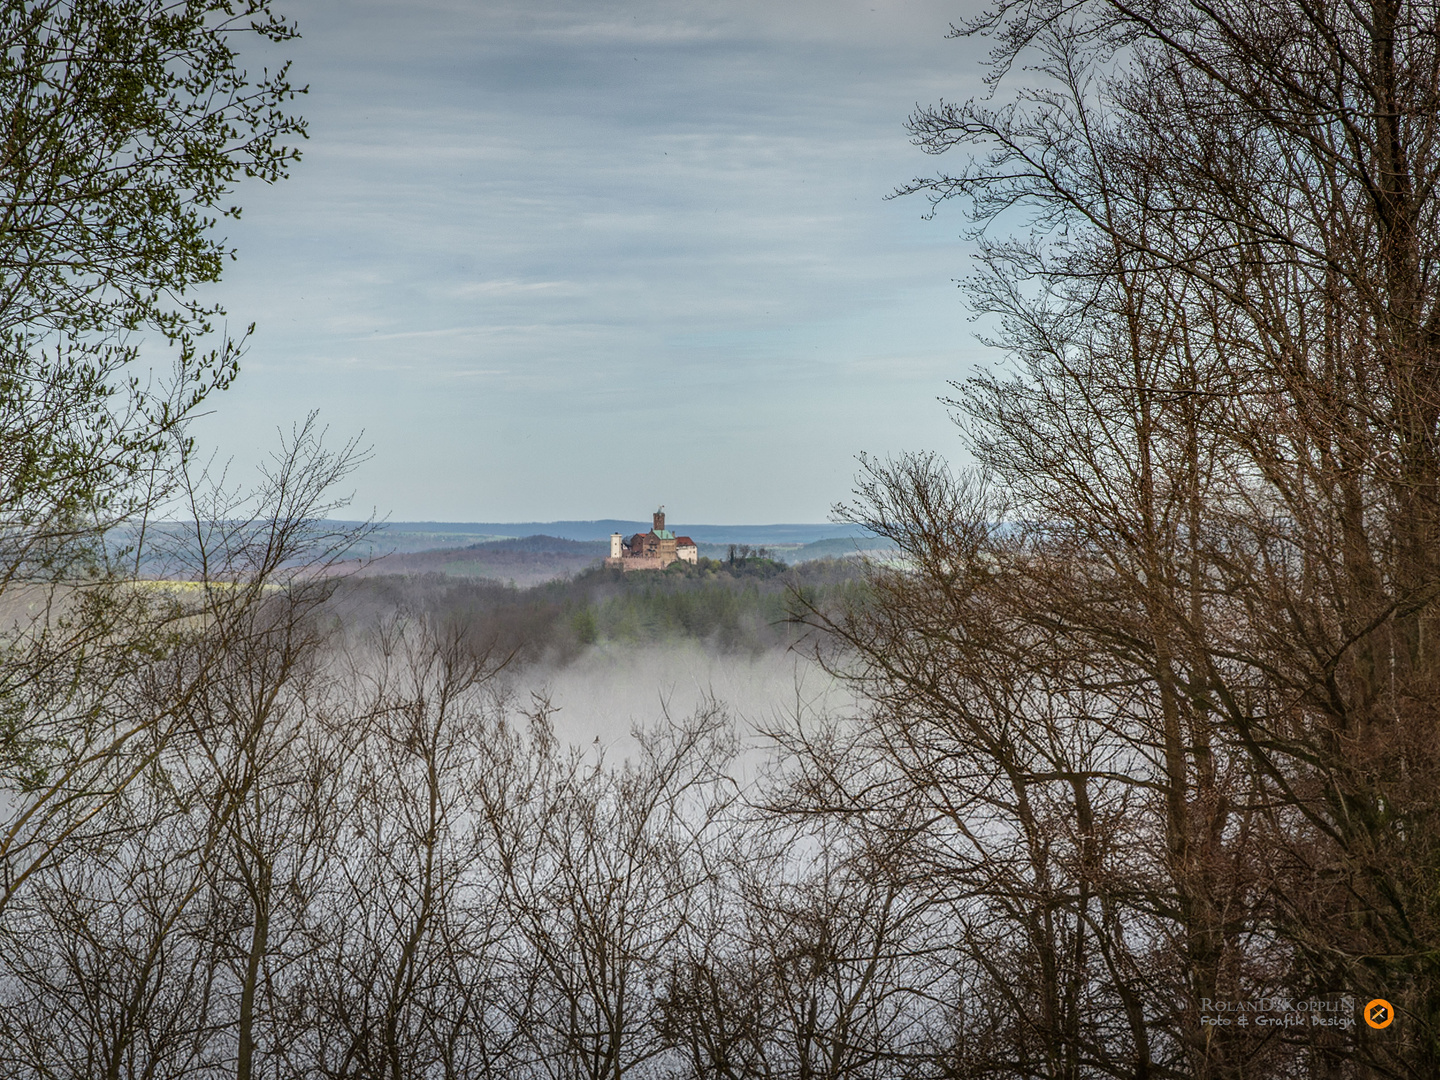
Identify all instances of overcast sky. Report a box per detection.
[196,0,993,524]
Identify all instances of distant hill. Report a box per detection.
[463,535,608,555]
[786,536,896,561]
[695,536,896,563]
[331,520,881,557]
[111,520,894,581]
[334,535,608,587]
[327,531,897,585]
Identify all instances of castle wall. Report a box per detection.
[609,555,667,572]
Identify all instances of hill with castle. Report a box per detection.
[606,508,697,571]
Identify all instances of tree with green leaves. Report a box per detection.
[0,0,332,934]
[0,0,306,580]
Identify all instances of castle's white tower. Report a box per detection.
[610,532,622,558]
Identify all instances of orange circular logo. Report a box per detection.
[1365,999,1395,1029]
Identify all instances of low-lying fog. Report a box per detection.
[505,640,857,765]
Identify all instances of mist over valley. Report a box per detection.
[324,532,872,748]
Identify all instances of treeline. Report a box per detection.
[328,555,868,664]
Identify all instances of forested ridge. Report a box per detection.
[330,555,868,663]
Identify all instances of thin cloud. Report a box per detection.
[199,0,990,521]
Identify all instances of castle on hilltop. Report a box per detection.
[606,508,698,571]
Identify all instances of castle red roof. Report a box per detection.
[675,536,696,547]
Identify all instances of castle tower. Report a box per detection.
[653,507,665,533]
[610,532,622,558]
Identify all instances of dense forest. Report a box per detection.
[329,554,869,663]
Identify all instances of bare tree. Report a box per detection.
[662,770,950,1080]
[774,0,1440,1075]
[481,701,737,1080]
[293,613,515,1080]
[0,420,368,1079]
